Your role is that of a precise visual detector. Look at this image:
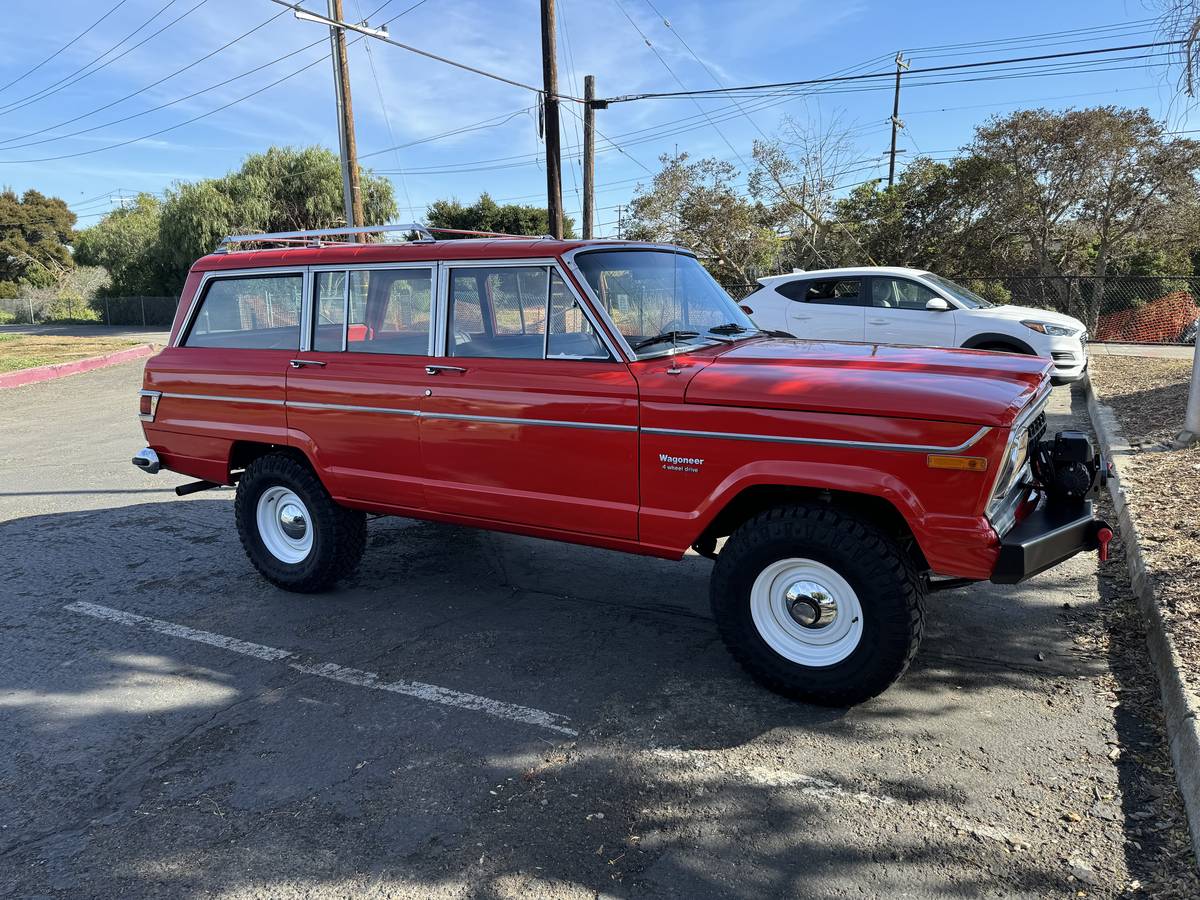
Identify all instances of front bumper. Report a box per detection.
[990,498,1111,584]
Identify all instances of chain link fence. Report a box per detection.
[0,296,178,327]
[722,275,1200,345]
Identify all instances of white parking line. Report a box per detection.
[64,601,578,737]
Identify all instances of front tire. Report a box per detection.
[710,504,925,706]
[235,453,367,593]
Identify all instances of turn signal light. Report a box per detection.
[926,454,988,472]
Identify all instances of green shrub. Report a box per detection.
[44,298,100,323]
[0,309,15,325]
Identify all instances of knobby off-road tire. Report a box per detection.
[710,503,926,706]
[235,453,367,593]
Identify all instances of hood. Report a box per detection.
[685,339,1049,427]
[967,304,1085,332]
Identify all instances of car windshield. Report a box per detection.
[572,249,757,357]
[924,273,994,309]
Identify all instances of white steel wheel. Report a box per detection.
[255,486,314,564]
[749,557,864,667]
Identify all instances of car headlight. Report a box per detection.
[1021,320,1077,337]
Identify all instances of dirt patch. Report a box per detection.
[1089,356,1200,699]
[0,333,142,373]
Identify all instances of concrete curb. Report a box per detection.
[1085,374,1200,870]
[0,343,156,390]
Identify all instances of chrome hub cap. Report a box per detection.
[750,559,864,666]
[256,486,313,564]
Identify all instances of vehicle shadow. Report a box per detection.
[0,497,1114,897]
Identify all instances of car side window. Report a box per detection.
[313,268,433,354]
[184,274,303,349]
[448,265,607,360]
[805,278,862,306]
[871,277,941,311]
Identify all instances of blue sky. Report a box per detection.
[0,0,1193,236]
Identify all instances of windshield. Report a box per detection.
[573,249,757,357]
[924,273,994,309]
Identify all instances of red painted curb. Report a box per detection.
[0,343,157,389]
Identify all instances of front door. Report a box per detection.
[865,275,958,347]
[285,264,435,509]
[419,262,639,539]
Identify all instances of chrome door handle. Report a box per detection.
[425,365,467,375]
[290,359,326,368]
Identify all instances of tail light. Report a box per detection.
[138,389,161,422]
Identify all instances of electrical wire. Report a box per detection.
[0,0,131,95]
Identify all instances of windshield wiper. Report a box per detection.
[707,322,749,335]
[632,330,700,351]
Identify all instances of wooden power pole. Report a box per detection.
[328,0,364,230]
[887,51,909,190]
[539,0,563,239]
[583,75,596,239]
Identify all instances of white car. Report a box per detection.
[742,266,1089,384]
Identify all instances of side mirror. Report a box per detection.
[925,297,952,312]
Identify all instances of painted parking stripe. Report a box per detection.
[65,601,577,737]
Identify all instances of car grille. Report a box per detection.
[1029,410,1047,445]
[1051,351,1075,362]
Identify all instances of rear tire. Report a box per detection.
[710,503,925,706]
[235,453,367,593]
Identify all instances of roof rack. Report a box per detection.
[215,223,553,252]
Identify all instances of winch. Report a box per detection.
[1030,430,1107,505]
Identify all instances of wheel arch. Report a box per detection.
[960,332,1037,355]
[228,440,312,481]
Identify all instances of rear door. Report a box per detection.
[150,270,303,471]
[780,277,867,341]
[418,260,639,539]
[284,263,435,509]
[865,275,958,347]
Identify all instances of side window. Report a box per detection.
[805,278,862,306]
[185,274,302,349]
[871,277,941,311]
[774,280,809,302]
[548,271,608,359]
[312,268,433,355]
[448,266,547,359]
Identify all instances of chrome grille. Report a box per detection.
[1029,410,1047,445]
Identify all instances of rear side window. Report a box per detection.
[796,278,862,306]
[313,268,433,355]
[185,274,302,349]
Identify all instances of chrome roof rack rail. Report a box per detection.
[215,223,435,252]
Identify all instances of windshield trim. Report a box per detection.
[562,244,754,361]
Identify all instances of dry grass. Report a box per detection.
[1090,356,1200,696]
[0,334,142,373]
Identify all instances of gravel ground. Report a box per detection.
[1089,357,1200,699]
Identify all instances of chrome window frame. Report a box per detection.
[437,257,621,362]
[175,267,311,350]
[560,243,752,362]
[304,261,440,356]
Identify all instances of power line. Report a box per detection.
[0,5,293,147]
[605,40,1187,102]
[0,0,131,95]
[0,0,211,116]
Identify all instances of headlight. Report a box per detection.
[1021,320,1077,337]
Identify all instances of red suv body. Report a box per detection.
[134,230,1110,704]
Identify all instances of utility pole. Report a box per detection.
[583,75,605,240]
[616,205,624,240]
[328,0,364,231]
[887,51,909,190]
[539,0,563,239]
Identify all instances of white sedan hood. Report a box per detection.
[967,304,1085,333]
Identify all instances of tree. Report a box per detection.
[0,189,75,288]
[1154,1,1200,94]
[155,146,396,291]
[626,152,779,286]
[966,107,1200,326]
[73,194,164,297]
[426,193,575,238]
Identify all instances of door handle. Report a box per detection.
[868,318,888,325]
[289,359,326,368]
[425,365,468,375]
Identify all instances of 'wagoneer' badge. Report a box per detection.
[660,453,704,474]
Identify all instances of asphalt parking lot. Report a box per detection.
[0,361,1194,898]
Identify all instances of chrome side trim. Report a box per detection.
[641,424,992,454]
[288,401,417,416]
[421,411,637,432]
[160,392,286,407]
